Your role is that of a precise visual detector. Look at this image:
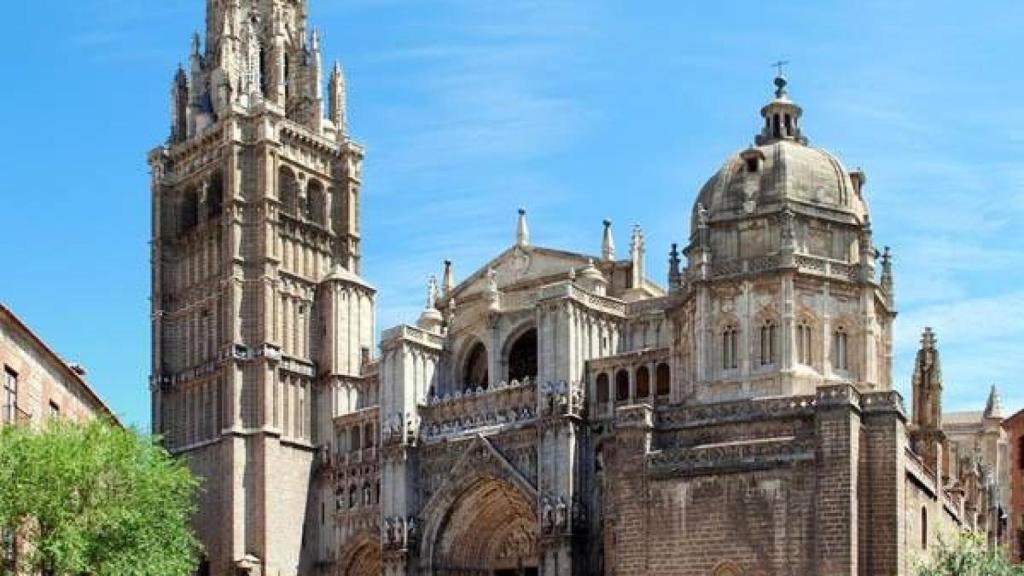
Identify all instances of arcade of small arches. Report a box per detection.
[593,362,671,416]
[278,166,332,227]
[177,170,225,234]
[460,327,538,391]
[335,476,381,512]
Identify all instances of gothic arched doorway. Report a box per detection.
[338,538,380,576]
[431,478,538,575]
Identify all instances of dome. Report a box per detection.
[690,77,867,233]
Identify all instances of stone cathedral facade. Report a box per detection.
[150,2,1007,575]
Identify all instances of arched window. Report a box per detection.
[463,341,489,390]
[635,366,650,399]
[307,179,327,225]
[351,426,361,452]
[596,373,610,405]
[796,320,813,365]
[722,325,738,370]
[656,363,671,397]
[363,422,374,448]
[507,328,537,383]
[279,167,298,215]
[615,370,629,403]
[833,326,849,371]
[759,319,777,366]
[921,506,928,549]
[181,188,199,231]
[362,482,372,505]
[348,485,357,508]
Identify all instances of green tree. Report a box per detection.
[916,531,1023,576]
[0,419,201,576]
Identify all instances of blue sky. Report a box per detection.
[1,1,1022,427]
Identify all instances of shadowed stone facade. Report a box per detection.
[150,2,1006,575]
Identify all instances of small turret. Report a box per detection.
[910,326,947,478]
[579,259,608,296]
[601,219,615,262]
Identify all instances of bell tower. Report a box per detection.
[150,1,373,574]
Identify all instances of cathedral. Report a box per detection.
[149,2,1008,575]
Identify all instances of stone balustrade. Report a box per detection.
[419,379,538,441]
[700,252,869,284]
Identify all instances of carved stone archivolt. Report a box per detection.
[417,435,539,573]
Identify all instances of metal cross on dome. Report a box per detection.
[772,60,790,77]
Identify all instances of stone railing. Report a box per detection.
[795,254,862,283]
[704,253,865,284]
[381,324,444,349]
[538,282,627,317]
[626,296,670,317]
[419,379,538,441]
[657,394,817,428]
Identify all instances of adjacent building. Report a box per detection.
[0,303,115,425]
[0,302,118,574]
[1003,408,1024,562]
[149,2,1006,574]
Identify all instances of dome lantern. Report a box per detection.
[755,74,807,146]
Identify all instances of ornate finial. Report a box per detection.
[442,260,454,295]
[602,219,615,261]
[771,60,789,97]
[311,27,320,50]
[516,208,529,247]
[668,243,682,292]
[192,31,201,55]
[921,326,936,350]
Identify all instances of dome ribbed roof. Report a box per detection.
[690,77,867,232]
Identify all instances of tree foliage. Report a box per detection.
[916,531,1024,576]
[0,419,201,576]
